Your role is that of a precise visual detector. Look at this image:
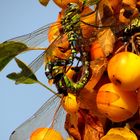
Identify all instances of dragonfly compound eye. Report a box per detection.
[45,72,52,80]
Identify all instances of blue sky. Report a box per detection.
[0,1,60,139]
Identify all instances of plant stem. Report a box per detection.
[27,47,47,51]
[37,80,61,98]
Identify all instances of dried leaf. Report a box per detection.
[39,0,50,6]
[122,0,137,8]
[0,41,28,71]
[109,0,122,13]
[80,110,104,140]
[7,58,38,84]
[137,89,140,116]
[80,7,97,38]
[65,113,81,140]
[85,59,107,90]
[45,35,71,63]
[65,109,105,140]
[97,0,127,32]
[78,59,108,117]
[97,0,114,26]
[98,28,115,56]
[119,6,139,24]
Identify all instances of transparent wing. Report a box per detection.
[52,104,68,139]
[8,22,60,46]
[28,51,46,74]
[9,95,62,140]
[15,34,65,83]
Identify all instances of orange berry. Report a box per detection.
[107,52,140,91]
[30,128,64,140]
[96,83,138,122]
[62,93,79,113]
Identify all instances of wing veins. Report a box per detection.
[9,95,61,140]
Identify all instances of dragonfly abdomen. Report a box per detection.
[45,3,90,94]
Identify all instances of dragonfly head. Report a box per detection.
[45,62,53,79]
[45,62,64,82]
[52,66,64,80]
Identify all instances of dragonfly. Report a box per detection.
[6,2,100,140]
[1,0,133,140]
[5,2,101,94]
[3,0,126,94]
[122,17,140,54]
[115,16,140,54]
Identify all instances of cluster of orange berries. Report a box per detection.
[31,0,140,139]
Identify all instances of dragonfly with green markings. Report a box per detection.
[1,2,101,93]
[1,0,125,94]
[0,1,130,140]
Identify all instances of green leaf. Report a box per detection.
[7,58,38,84]
[0,41,28,71]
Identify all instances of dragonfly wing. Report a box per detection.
[8,22,60,46]
[15,35,66,80]
[28,51,46,74]
[52,105,68,139]
[13,31,66,84]
[9,95,62,140]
